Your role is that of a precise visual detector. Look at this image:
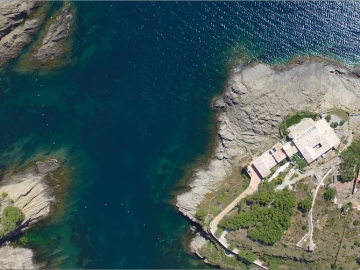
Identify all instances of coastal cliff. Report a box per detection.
[176,58,360,256]
[0,159,62,269]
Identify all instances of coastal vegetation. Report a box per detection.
[0,206,25,237]
[195,208,206,221]
[218,182,296,245]
[339,139,360,181]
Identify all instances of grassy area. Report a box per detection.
[327,108,349,121]
[285,112,318,127]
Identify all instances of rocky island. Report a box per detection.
[178,58,360,269]
[0,159,64,269]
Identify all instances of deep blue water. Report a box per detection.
[2,1,360,268]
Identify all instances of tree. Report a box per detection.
[330,122,338,128]
[356,257,360,265]
[195,208,205,221]
[340,120,345,126]
[298,197,312,212]
[246,251,257,263]
[324,189,336,201]
[3,206,25,224]
[0,218,16,236]
[325,115,331,122]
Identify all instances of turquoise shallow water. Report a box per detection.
[2,1,360,268]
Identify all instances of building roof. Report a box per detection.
[252,144,283,178]
[292,118,340,163]
[271,142,287,163]
[283,141,299,157]
[252,156,271,178]
[288,118,315,139]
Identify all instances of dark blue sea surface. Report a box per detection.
[2,1,360,268]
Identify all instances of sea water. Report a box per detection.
[2,1,360,268]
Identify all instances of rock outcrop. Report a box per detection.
[190,233,208,258]
[0,159,60,225]
[0,246,38,269]
[29,3,73,64]
[0,1,44,66]
[177,59,360,221]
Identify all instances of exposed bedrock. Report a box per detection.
[29,3,73,64]
[0,1,44,66]
[0,246,39,269]
[0,159,60,226]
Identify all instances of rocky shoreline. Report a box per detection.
[0,159,62,269]
[176,57,360,262]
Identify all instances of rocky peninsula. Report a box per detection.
[177,58,360,267]
[0,159,62,269]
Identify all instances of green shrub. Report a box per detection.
[3,206,25,224]
[353,220,360,226]
[298,197,312,212]
[0,218,16,236]
[1,192,7,199]
[228,243,235,251]
[340,120,345,126]
[246,251,257,263]
[215,228,224,238]
[195,208,206,221]
[324,189,336,201]
[340,139,360,181]
[330,122,338,128]
[325,115,331,122]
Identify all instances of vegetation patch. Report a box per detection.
[298,197,312,213]
[219,182,296,245]
[324,188,336,201]
[292,153,308,170]
[340,139,360,181]
[0,205,25,237]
